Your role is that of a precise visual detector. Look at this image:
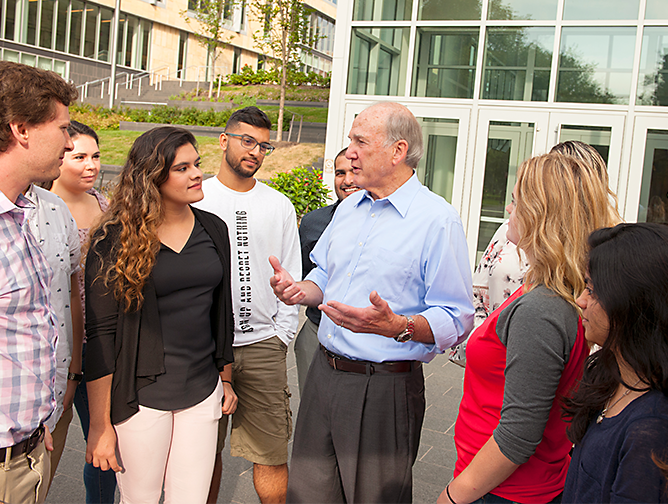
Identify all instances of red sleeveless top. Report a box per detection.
[454,286,587,502]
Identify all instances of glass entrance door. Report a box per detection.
[547,112,626,191]
[466,109,548,265]
[466,109,625,267]
[626,116,668,223]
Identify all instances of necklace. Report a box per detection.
[596,378,643,424]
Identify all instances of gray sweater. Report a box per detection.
[493,285,579,464]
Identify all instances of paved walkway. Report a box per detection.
[46,312,465,503]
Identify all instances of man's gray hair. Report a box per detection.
[380,103,424,169]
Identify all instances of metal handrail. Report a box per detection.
[285,109,304,143]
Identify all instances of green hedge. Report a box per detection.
[223,65,330,88]
[71,103,292,132]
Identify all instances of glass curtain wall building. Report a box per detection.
[325,0,668,264]
[0,0,150,76]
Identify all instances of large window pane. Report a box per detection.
[353,0,411,21]
[98,6,112,61]
[26,0,38,45]
[55,0,67,51]
[125,16,137,67]
[418,0,481,21]
[5,0,16,41]
[53,59,66,77]
[487,0,557,20]
[482,27,553,101]
[116,13,126,65]
[563,0,640,20]
[21,53,36,66]
[39,0,55,49]
[557,27,636,105]
[637,27,668,106]
[3,49,20,62]
[412,28,478,98]
[638,129,668,223]
[558,125,611,164]
[37,56,52,70]
[477,121,534,262]
[347,27,409,96]
[646,0,668,19]
[83,3,98,58]
[140,21,150,70]
[416,118,459,203]
[69,0,83,55]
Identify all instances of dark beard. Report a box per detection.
[226,149,261,179]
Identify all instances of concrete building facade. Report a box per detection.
[0,0,336,85]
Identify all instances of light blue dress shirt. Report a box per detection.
[307,173,474,363]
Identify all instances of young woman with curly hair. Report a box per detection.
[84,127,237,503]
[563,223,668,502]
[439,152,620,504]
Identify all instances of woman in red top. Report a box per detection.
[440,152,620,504]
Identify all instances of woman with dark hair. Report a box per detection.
[84,127,237,503]
[563,223,668,502]
[440,153,620,504]
[49,120,117,504]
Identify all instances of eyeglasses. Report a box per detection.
[225,133,275,156]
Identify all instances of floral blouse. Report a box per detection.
[449,221,529,365]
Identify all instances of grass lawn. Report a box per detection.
[261,106,328,123]
[98,130,324,178]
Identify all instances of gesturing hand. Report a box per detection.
[319,291,405,337]
[269,255,305,305]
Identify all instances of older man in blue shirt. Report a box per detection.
[270,101,474,503]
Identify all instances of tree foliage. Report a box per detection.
[248,0,322,141]
[181,0,235,97]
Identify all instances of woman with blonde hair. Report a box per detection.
[84,127,237,503]
[439,153,620,504]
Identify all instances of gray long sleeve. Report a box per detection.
[493,285,579,464]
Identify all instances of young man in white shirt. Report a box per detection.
[195,106,301,503]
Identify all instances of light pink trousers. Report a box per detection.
[114,380,223,504]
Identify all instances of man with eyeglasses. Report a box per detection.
[195,106,301,504]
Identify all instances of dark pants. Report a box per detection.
[73,343,117,504]
[287,348,425,503]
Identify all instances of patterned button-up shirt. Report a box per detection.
[0,190,57,447]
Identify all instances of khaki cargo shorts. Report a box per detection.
[217,336,293,466]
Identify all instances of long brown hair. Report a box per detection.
[90,127,197,311]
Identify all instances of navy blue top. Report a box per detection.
[563,390,668,503]
[299,201,339,325]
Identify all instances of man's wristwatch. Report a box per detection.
[394,315,415,343]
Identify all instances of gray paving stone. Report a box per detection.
[46,309,466,503]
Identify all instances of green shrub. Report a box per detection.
[266,167,330,222]
[69,103,130,130]
[223,65,330,88]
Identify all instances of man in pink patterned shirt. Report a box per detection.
[0,61,77,504]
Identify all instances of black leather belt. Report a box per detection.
[321,345,420,375]
[0,425,45,462]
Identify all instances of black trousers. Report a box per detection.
[287,348,426,503]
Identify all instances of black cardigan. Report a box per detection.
[85,207,235,425]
